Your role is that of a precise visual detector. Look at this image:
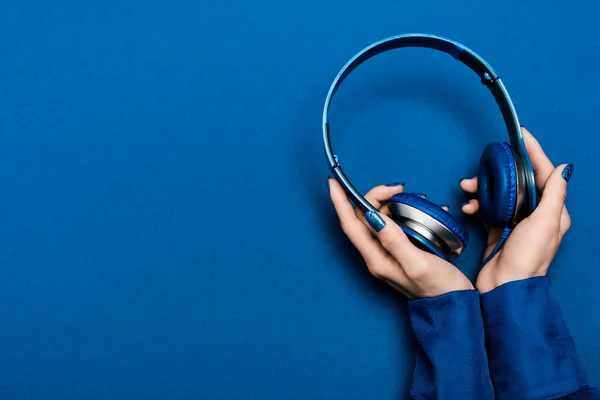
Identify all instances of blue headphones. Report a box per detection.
[323,34,537,261]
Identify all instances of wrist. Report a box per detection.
[476,263,546,294]
[420,278,475,298]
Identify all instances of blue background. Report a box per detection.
[1,1,599,398]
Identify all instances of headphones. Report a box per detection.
[323,34,537,261]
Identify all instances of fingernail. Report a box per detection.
[440,204,449,209]
[562,164,574,182]
[365,211,386,232]
[520,124,525,128]
[385,182,405,187]
[461,200,471,207]
[460,177,469,182]
[416,193,427,198]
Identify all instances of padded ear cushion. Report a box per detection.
[389,193,469,247]
[478,142,518,228]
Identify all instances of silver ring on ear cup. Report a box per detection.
[388,202,465,257]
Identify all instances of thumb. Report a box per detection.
[536,163,573,219]
[364,210,421,265]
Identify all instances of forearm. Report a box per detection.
[408,290,494,400]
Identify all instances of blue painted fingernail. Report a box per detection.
[365,211,386,232]
[440,204,449,209]
[460,177,469,182]
[461,200,471,207]
[414,193,427,198]
[385,182,405,187]
[520,124,525,128]
[562,164,574,182]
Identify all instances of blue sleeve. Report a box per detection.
[558,387,600,399]
[408,290,495,400]
[481,276,599,399]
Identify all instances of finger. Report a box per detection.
[329,179,413,287]
[522,127,572,233]
[329,179,385,257]
[460,198,493,234]
[355,184,405,221]
[458,176,512,244]
[460,199,480,215]
[363,183,405,209]
[535,164,572,222]
[363,210,421,265]
[441,205,449,212]
[460,177,478,194]
[522,127,555,191]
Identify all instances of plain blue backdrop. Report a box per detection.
[1,1,599,398]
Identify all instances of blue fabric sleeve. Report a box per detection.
[408,289,495,400]
[481,276,598,400]
[558,387,600,399]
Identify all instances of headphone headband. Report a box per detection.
[323,33,536,215]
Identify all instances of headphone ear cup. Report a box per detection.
[478,142,518,228]
[389,193,468,258]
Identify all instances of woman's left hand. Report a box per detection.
[460,127,573,293]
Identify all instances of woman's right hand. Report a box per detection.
[460,127,573,293]
[328,178,475,299]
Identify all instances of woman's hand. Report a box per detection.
[328,179,474,299]
[460,127,573,293]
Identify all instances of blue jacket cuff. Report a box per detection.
[481,276,589,400]
[409,289,494,400]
